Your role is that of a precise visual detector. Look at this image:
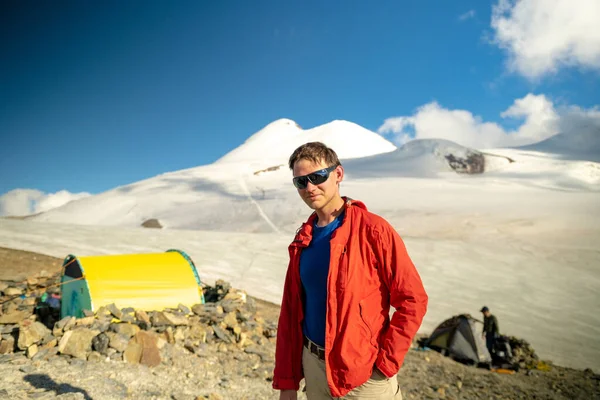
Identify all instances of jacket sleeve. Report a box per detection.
[373,224,428,377]
[272,262,302,391]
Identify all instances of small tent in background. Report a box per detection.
[60,249,204,319]
[424,314,491,365]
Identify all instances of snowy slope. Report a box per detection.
[517,127,600,162]
[344,139,514,178]
[28,123,600,232]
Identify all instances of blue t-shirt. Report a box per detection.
[300,211,345,347]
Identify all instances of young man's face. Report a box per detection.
[292,158,343,211]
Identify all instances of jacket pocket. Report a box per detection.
[336,246,348,291]
[359,290,385,350]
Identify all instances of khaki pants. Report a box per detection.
[302,347,402,399]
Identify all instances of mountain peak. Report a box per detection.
[267,118,302,129]
[215,119,396,166]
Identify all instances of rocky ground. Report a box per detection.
[1,247,599,400]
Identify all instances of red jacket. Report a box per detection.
[273,198,428,397]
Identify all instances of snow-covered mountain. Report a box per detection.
[27,119,600,232]
[518,128,600,162]
[215,119,396,168]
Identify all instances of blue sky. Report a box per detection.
[1,0,599,202]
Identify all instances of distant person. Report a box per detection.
[481,306,499,355]
[273,142,428,399]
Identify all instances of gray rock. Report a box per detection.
[17,321,51,350]
[124,340,142,364]
[82,309,94,317]
[135,310,151,325]
[120,313,135,323]
[26,343,38,358]
[223,312,238,329]
[212,325,234,343]
[178,303,191,315]
[74,316,95,327]
[92,332,110,354]
[56,316,75,330]
[186,325,208,343]
[1,324,16,334]
[191,303,206,316]
[94,318,111,333]
[58,328,100,359]
[87,351,104,362]
[0,310,28,324]
[106,332,129,352]
[94,306,111,318]
[3,287,22,296]
[31,348,51,361]
[110,323,140,338]
[0,336,15,354]
[106,303,123,320]
[152,311,189,326]
[40,333,56,346]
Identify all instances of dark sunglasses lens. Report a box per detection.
[307,172,328,185]
[293,176,308,189]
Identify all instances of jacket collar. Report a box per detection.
[290,197,367,248]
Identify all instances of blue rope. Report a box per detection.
[166,249,205,304]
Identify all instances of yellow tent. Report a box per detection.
[60,249,204,318]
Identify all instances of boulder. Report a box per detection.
[4,287,23,296]
[17,321,51,350]
[124,341,142,364]
[26,343,38,358]
[152,312,188,326]
[135,331,161,367]
[0,310,28,324]
[135,310,151,326]
[92,332,110,355]
[141,219,162,229]
[111,323,140,338]
[106,303,123,320]
[106,332,130,353]
[58,328,100,359]
[0,336,15,354]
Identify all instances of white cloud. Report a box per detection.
[377,93,600,149]
[0,189,91,217]
[490,0,600,79]
[459,10,476,21]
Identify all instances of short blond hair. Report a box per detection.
[288,142,341,170]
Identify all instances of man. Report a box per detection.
[273,142,428,399]
[481,306,499,356]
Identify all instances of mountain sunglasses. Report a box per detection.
[292,165,339,189]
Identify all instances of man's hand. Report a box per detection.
[279,390,297,400]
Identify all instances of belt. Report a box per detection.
[303,336,325,361]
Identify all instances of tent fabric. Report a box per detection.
[425,314,491,364]
[61,249,204,319]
